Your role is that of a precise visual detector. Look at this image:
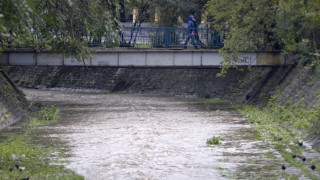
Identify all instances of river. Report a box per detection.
[22,89,282,179]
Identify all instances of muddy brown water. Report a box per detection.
[20,89,286,179]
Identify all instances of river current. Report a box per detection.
[22,89,283,179]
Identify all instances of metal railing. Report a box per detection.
[0,27,224,49]
[88,27,224,49]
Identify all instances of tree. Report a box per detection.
[276,0,320,64]
[0,0,120,60]
[124,0,209,27]
[204,0,320,75]
[0,0,32,50]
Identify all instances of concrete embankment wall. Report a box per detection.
[4,65,315,105]
[3,66,285,102]
[3,66,320,107]
[0,70,28,129]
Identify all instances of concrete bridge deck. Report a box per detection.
[0,48,293,68]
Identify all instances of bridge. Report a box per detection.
[0,48,292,67]
[0,27,293,67]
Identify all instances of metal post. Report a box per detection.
[165,28,171,48]
[210,29,214,48]
[207,28,209,48]
[214,30,221,47]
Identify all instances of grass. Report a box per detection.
[28,105,59,128]
[206,136,224,145]
[0,105,84,180]
[262,152,276,159]
[0,133,83,180]
[237,94,320,179]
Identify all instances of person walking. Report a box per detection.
[193,18,205,47]
[184,15,199,49]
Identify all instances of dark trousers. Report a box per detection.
[184,34,199,49]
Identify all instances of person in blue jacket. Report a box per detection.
[193,18,205,46]
[184,15,199,49]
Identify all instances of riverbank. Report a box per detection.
[237,99,320,179]
[0,69,28,129]
[0,69,84,179]
[0,129,84,179]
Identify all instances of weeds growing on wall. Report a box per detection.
[240,94,320,142]
[237,94,320,179]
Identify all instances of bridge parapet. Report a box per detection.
[0,48,293,67]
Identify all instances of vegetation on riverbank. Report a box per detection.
[28,105,59,128]
[238,94,320,179]
[0,106,84,180]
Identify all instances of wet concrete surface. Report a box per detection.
[20,89,286,179]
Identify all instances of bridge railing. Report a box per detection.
[0,27,224,49]
[88,27,224,49]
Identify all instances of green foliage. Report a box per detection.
[262,152,275,159]
[28,105,59,128]
[0,0,119,60]
[206,136,224,145]
[240,97,320,144]
[0,134,83,179]
[205,0,320,75]
[238,95,320,179]
[125,0,209,27]
[0,102,82,179]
